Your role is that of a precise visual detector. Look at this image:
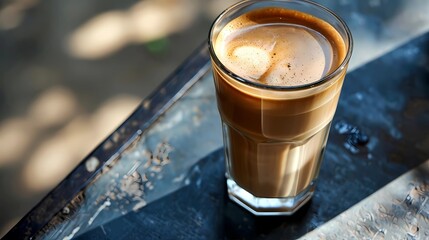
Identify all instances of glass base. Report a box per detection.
[226,178,315,216]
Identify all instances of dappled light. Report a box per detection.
[22,123,82,192]
[68,0,198,59]
[90,95,142,138]
[29,86,78,129]
[128,0,197,43]
[0,86,76,168]
[0,0,235,237]
[67,11,129,59]
[22,95,140,192]
[0,118,36,167]
[0,0,38,30]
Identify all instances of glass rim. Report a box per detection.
[208,0,353,91]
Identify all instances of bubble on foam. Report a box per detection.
[228,45,271,80]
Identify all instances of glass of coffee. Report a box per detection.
[209,0,353,215]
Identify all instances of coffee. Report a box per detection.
[212,8,347,197]
[214,12,339,86]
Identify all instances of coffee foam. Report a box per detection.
[214,12,335,87]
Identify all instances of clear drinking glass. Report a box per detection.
[209,0,352,215]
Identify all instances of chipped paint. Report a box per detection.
[62,226,81,240]
[301,160,429,239]
[88,199,111,226]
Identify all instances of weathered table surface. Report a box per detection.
[4,0,429,239]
